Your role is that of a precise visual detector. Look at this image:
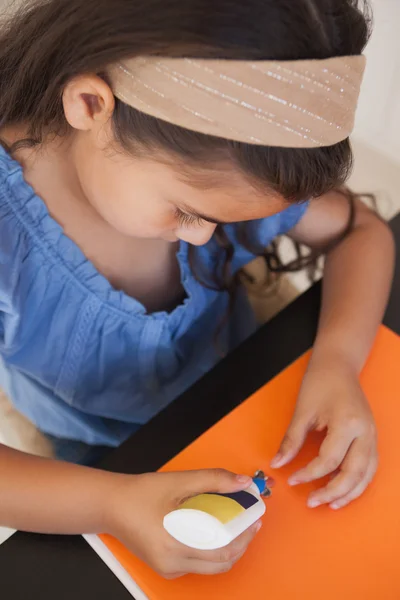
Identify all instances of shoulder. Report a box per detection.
[0,145,37,300]
[276,202,310,234]
[0,144,18,189]
[0,144,31,216]
[228,201,310,249]
[221,202,309,273]
[256,202,310,241]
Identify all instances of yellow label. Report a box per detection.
[180,494,245,524]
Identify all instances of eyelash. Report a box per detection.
[176,209,205,228]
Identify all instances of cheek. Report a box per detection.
[81,155,173,237]
[176,222,217,246]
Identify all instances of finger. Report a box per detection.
[188,521,261,562]
[270,416,311,468]
[306,438,373,507]
[159,571,186,580]
[329,455,378,510]
[186,544,249,575]
[155,524,260,579]
[185,556,241,575]
[288,428,354,485]
[177,469,252,498]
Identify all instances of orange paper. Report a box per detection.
[101,326,400,599]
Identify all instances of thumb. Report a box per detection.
[180,469,252,497]
[271,417,310,469]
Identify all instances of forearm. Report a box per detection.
[312,214,395,373]
[0,443,123,534]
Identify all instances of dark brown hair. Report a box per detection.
[0,0,371,317]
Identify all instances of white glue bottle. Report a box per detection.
[163,471,272,550]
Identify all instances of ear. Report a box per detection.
[62,74,115,132]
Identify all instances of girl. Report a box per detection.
[0,0,394,579]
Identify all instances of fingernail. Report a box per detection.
[330,502,340,510]
[288,477,300,487]
[236,475,252,485]
[270,454,283,468]
[256,522,262,532]
[307,498,320,509]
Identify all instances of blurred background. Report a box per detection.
[350,0,400,218]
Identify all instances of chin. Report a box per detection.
[160,233,179,242]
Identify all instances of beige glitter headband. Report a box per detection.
[108,55,366,148]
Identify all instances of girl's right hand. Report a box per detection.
[107,469,261,578]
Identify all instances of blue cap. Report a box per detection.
[253,477,267,495]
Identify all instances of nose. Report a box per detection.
[176,223,217,246]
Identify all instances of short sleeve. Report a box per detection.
[227,201,309,272]
[275,201,309,236]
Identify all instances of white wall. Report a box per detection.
[354,0,400,162]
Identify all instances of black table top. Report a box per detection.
[1,212,400,599]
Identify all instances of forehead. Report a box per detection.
[172,161,289,222]
[114,153,289,222]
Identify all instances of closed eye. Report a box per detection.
[175,208,206,228]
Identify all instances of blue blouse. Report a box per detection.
[0,146,308,446]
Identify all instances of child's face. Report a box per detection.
[64,76,289,246]
[73,134,288,246]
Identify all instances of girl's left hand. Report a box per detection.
[270,359,378,510]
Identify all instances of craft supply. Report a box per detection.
[84,326,400,600]
[163,471,272,550]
